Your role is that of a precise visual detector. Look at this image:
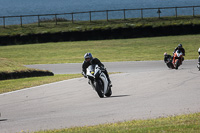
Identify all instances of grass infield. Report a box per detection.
[35,113,200,133]
[0,34,199,65]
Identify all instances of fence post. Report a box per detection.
[55,14,57,25]
[157,9,161,18]
[71,13,74,23]
[193,6,195,17]
[106,10,109,21]
[175,7,178,18]
[89,11,91,22]
[38,15,40,27]
[3,17,5,28]
[20,16,22,27]
[141,9,143,19]
[123,9,126,20]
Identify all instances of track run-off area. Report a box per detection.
[0,60,200,133]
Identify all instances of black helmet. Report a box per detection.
[84,53,93,62]
[178,44,182,48]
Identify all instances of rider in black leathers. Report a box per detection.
[82,53,112,87]
[164,52,172,63]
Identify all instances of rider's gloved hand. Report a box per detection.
[82,72,87,78]
[100,65,105,70]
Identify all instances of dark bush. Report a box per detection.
[1,24,200,46]
[0,70,54,80]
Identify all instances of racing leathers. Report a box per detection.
[82,58,112,86]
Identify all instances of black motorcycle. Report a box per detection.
[164,53,174,69]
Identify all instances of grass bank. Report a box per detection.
[0,58,53,80]
[35,113,200,133]
[1,16,200,45]
[0,34,199,65]
[1,16,200,36]
[0,58,29,72]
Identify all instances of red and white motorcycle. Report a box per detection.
[173,50,183,70]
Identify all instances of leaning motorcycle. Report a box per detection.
[86,64,112,98]
[164,54,174,69]
[173,50,183,70]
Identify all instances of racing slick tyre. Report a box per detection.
[175,59,180,70]
[95,80,104,98]
[105,87,112,97]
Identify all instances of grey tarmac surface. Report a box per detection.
[25,60,170,74]
[1,60,200,133]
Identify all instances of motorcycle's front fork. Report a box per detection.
[88,79,96,89]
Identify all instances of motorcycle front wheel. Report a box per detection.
[175,59,180,70]
[105,87,112,97]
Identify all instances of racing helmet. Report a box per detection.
[84,53,93,62]
[178,44,182,48]
[164,52,168,56]
[198,48,200,53]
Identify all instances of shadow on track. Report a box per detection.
[105,95,130,98]
[0,119,8,122]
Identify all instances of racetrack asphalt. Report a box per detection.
[0,60,200,133]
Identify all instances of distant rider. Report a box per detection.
[173,44,185,64]
[164,52,172,63]
[173,44,185,59]
[82,53,112,87]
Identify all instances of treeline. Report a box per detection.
[1,24,200,45]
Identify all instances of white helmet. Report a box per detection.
[198,48,200,53]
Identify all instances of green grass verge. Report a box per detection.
[0,58,30,72]
[1,16,200,36]
[0,74,82,94]
[0,34,199,65]
[0,58,54,80]
[34,113,200,133]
